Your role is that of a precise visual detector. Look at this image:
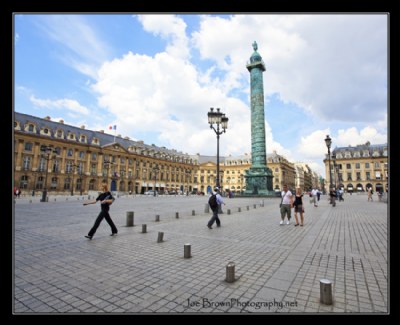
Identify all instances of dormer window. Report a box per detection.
[28,124,34,132]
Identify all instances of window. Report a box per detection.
[78,162,84,174]
[66,161,74,173]
[366,172,371,181]
[52,160,60,173]
[347,173,352,181]
[67,149,73,157]
[91,163,97,176]
[346,164,351,169]
[79,151,85,159]
[57,130,63,138]
[374,162,380,168]
[23,156,31,170]
[64,178,71,190]
[20,175,29,189]
[355,163,360,169]
[43,128,49,134]
[50,177,58,190]
[36,176,44,190]
[24,142,33,151]
[356,172,361,181]
[76,178,82,191]
[375,171,381,180]
[91,152,97,161]
[365,163,370,169]
[89,179,96,190]
[28,124,34,132]
[39,158,46,172]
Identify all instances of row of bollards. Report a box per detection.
[125,210,334,303]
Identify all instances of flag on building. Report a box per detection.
[109,125,117,130]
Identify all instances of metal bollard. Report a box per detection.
[157,232,164,243]
[253,204,257,209]
[192,210,195,216]
[155,214,160,222]
[225,262,236,283]
[126,211,134,227]
[184,244,191,258]
[142,224,147,233]
[175,212,179,219]
[320,279,333,305]
[204,204,209,213]
[238,207,241,212]
[227,209,231,215]
[246,206,249,211]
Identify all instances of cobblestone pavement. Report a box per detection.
[13,193,389,314]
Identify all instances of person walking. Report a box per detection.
[280,184,293,225]
[329,187,337,207]
[293,187,305,226]
[367,187,373,202]
[311,187,318,207]
[207,187,225,229]
[83,183,118,239]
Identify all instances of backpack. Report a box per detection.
[208,194,218,209]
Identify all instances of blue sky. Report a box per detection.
[14,14,388,176]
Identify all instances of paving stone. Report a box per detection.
[13,194,388,314]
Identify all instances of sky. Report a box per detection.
[14,14,388,177]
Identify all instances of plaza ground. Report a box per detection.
[13,192,388,314]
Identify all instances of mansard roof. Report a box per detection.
[14,112,192,160]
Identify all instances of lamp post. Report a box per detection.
[324,135,333,202]
[208,107,229,189]
[103,159,114,188]
[40,145,57,202]
[69,163,78,196]
[153,165,159,196]
[32,171,38,197]
[331,153,337,189]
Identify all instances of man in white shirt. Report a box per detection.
[280,184,293,225]
[311,188,319,207]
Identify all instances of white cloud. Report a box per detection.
[335,126,388,147]
[192,14,387,124]
[92,49,253,156]
[136,15,189,59]
[297,129,331,160]
[30,95,90,115]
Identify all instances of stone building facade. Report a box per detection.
[14,112,198,196]
[14,112,322,197]
[324,142,388,193]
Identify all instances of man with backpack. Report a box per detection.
[207,187,225,229]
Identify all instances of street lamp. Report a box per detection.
[103,159,114,188]
[153,165,159,196]
[324,135,333,202]
[69,163,78,196]
[40,145,57,202]
[331,153,337,189]
[208,107,229,189]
